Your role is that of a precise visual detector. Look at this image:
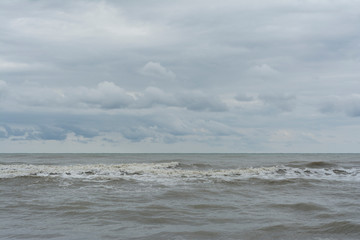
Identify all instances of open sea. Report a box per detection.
[0,153,359,240]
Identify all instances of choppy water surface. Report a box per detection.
[1,153,359,239]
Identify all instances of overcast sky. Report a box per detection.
[1,0,360,153]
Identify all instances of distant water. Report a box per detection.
[1,153,359,240]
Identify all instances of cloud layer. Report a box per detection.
[1,0,360,152]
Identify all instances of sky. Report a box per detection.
[0,0,360,153]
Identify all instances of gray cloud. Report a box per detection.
[248,64,279,77]
[29,126,68,141]
[58,125,100,139]
[178,92,228,112]
[0,122,99,142]
[74,81,134,109]
[1,0,359,152]
[1,125,28,138]
[259,94,296,112]
[1,80,228,112]
[140,62,176,80]
[320,95,360,117]
[235,93,254,102]
[134,86,177,108]
[0,80,7,98]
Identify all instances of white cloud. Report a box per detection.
[249,64,279,76]
[3,81,228,112]
[8,2,152,44]
[0,58,41,72]
[74,81,134,109]
[135,86,177,108]
[140,61,176,80]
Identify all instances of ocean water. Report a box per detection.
[0,153,359,240]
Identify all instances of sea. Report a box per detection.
[0,153,359,240]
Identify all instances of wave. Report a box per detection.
[0,162,359,182]
[307,221,360,235]
[269,202,329,212]
[305,161,337,168]
[258,220,360,237]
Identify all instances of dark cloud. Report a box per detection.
[348,106,360,117]
[3,125,28,137]
[0,129,6,138]
[120,127,156,142]
[29,126,68,141]
[0,122,99,142]
[319,95,360,117]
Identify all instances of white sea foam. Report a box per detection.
[0,162,359,182]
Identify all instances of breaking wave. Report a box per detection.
[0,162,359,182]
